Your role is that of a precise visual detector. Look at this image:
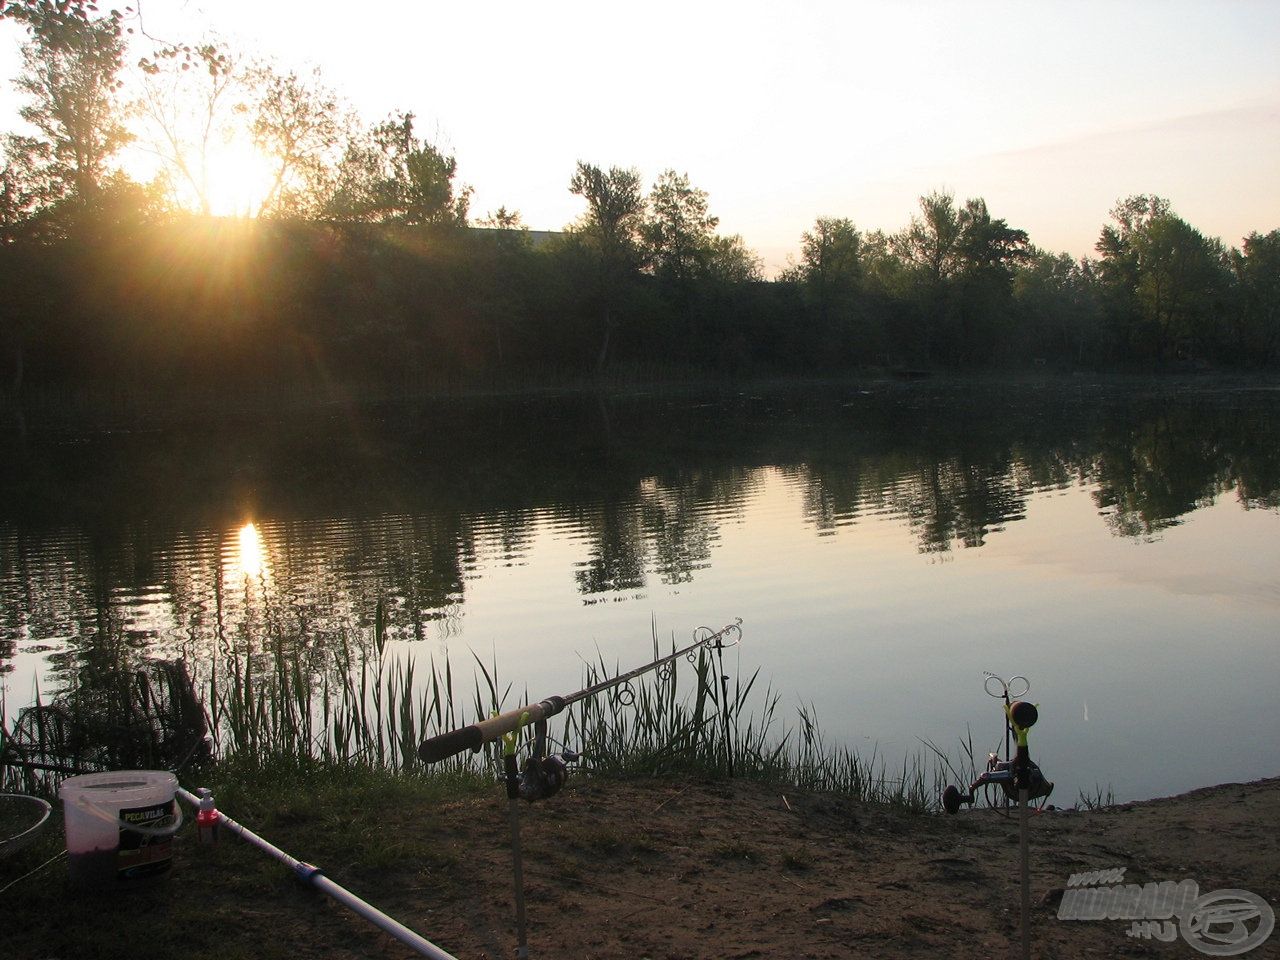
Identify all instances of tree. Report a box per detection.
[1013,249,1101,365]
[326,112,469,226]
[135,40,239,216]
[641,169,718,284]
[889,192,1031,365]
[893,190,962,285]
[471,207,535,366]
[778,217,862,363]
[569,161,644,264]
[797,217,861,318]
[1225,230,1280,364]
[567,161,645,373]
[1,0,130,211]
[1134,215,1224,360]
[892,191,962,364]
[1096,195,1171,279]
[1095,196,1226,360]
[859,229,906,297]
[247,63,344,218]
[478,205,524,231]
[703,233,761,283]
[0,136,59,240]
[956,198,1029,283]
[952,197,1030,362]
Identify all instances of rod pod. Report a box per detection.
[502,717,531,960]
[1007,700,1037,960]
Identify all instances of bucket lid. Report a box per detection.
[60,770,177,802]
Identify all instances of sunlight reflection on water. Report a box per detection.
[2,385,1278,803]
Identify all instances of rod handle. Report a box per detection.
[418,697,566,765]
[418,725,484,764]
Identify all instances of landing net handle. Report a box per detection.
[418,621,741,765]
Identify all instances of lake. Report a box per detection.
[2,376,1278,804]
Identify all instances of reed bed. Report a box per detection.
[4,620,957,813]
[193,622,952,813]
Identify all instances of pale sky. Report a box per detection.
[2,0,1278,274]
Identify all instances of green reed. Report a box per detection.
[196,621,952,812]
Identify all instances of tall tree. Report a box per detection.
[859,229,906,297]
[471,206,535,366]
[247,63,344,218]
[326,112,469,226]
[952,197,1030,362]
[956,198,1029,283]
[797,217,861,318]
[1093,194,1168,358]
[892,190,962,363]
[1225,230,1280,365]
[136,41,239,216]
[1,0,130,210]
[1013,249,1101,365]
[893,190,962,285]
[567,161,645,373]
[1096,195,1225,360]
[0,135,58,240]
[703,233,761,283]
[780,217,863,363]
[641,169,718,284]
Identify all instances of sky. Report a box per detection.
[2,0,1278,274]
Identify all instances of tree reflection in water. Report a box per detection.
[1,382,1277,702]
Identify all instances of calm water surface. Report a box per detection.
[3,379,1279,803]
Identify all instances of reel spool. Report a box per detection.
[505,716,578,803]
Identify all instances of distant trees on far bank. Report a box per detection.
[0,0,1277,402]
[779,191,1279,371]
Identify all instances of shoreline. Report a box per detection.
[4,368,1279,428]
[5,770,1277,958]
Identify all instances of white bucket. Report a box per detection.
[59,770,182,886]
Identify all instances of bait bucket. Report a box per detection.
[59,770,182,886]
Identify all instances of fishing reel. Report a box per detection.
[942,753,1054,814]
[504,717,579,803]
[942,677,1054,815]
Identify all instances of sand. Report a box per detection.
[377,775,1279,959]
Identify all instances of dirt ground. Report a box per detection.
[10,775,1278,959]
[320,776,1279,960]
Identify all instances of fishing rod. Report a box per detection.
[417,619,743,766]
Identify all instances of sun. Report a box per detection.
[126,130,280,217]
[203,139,279,217]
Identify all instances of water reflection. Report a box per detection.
[2,387,1278,661]
[1,382,1278,798]
[236,522,267,581]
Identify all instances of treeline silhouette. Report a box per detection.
[3,198,1277,402]
[1,1,1278,401]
